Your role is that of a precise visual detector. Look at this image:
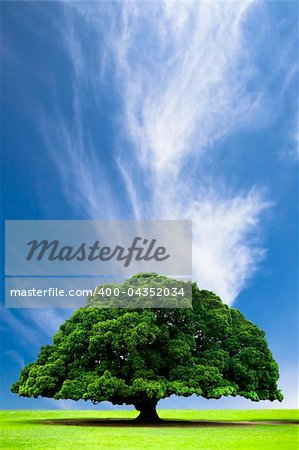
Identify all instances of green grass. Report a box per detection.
[0,409,298,449]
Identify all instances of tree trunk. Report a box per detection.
[134,399,162,423]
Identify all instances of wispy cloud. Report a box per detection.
[38,101,117,220]
[0,306,42,349]
[35,1,290,303]
[1,305,68,354]
[113,1,267,174]
[3,350,25,369]
[104,2,272,303]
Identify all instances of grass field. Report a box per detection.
[0,409,298,450]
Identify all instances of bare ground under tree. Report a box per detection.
[38,418,299,428]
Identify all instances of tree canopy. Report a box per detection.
[11,273,283,422]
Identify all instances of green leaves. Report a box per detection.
[130,378,167,400]
[11,273,283,407]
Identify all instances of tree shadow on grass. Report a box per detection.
[35,418,299,428]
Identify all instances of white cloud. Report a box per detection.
[112,1,267,175]
[189,192,268,302]
[106,1,269,303]
[42,1,275,303]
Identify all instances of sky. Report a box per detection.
[0,1,298,410]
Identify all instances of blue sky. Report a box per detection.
[1,1,298,410]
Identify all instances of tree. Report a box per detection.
[11,274,283,423]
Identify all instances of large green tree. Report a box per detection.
[11,274,282,422]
